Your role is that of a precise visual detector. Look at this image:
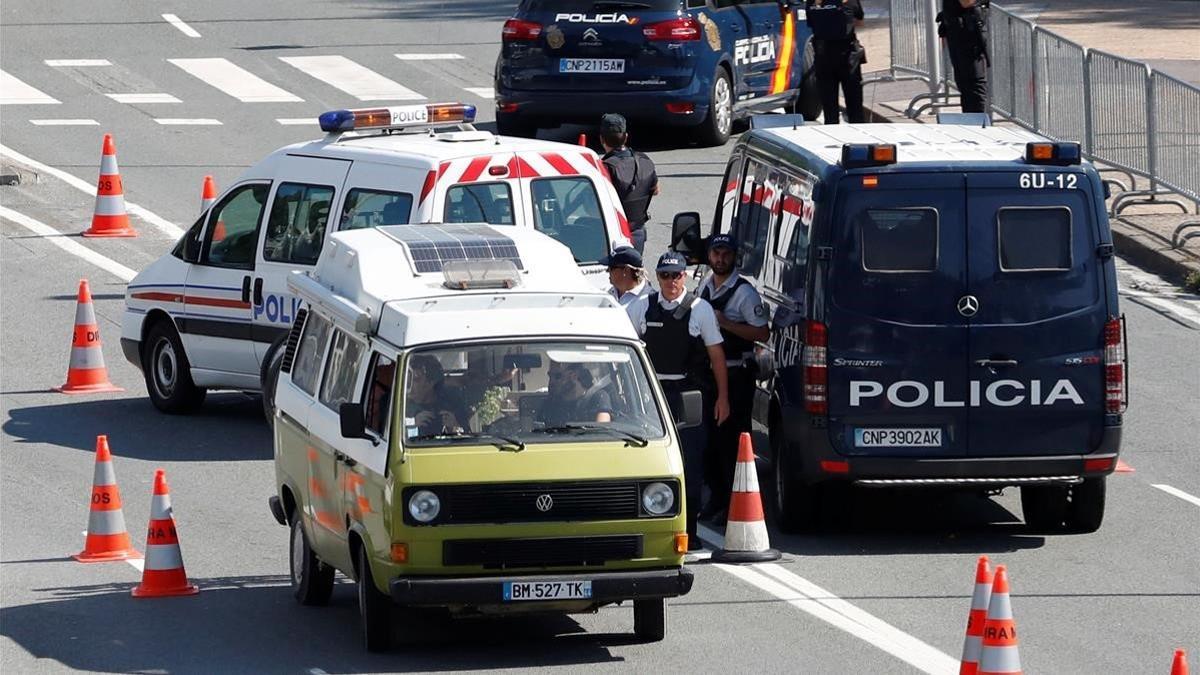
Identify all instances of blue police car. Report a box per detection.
[671,119,1128,533]
[495,0,820,145]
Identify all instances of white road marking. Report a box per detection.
[0,70,60,105]
[1121,288,1200,328]
[0,206,136,281]
[169,58,303,103]
[464,87,494,99]
[127,558,145,572]
[0,142,183,238]
[106,93,181,104]
[162,13,201,38]
[154,118,222,125]
[30,119,100,126]
[280,55,423,101]
[697,525,958,675]
[308,669,329,675]
[1152,484,1200,508]
[44,59,111,67]
[395,53,464,61]
[276,118,314,125]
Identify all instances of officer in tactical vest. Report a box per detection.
[938,0,990,113]
[698,234,770,524]
[805,0,866,124]
[600,113,659,255]
[626,251,730,549]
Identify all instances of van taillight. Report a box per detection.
[642,17,701,41]
[803,320,828,415]
[502,18,542,41]
[1104,317,1127,414]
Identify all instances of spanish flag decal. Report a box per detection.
[769,11,796,95]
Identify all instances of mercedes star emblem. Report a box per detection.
[535,494,554,512]
[957,295,980,317]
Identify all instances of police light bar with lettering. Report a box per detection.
[840,144,897,169]
[1025,142,1081,166]
[319,103,477,133]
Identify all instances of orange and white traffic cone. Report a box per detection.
[960,555,993,675]
[132,469,199,598]
[712,432,780,563]
[83,133,136,237]
[74,435,141,563]
[199,174,217,214]
[979,565,1021,675]
[1172,650,1190,675]
[56,279,123,394]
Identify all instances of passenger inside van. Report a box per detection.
[538,362,613,426]
[406,354,471,436]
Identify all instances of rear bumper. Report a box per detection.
[496,82,709,127]
[390,567,693,606]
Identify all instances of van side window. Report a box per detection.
[340,188,413,231]
[202,183,270,269]
[319,329,366,411]
[529,176,608,264]
[291,312,332,396]
[860,208,939,272]
[364,354,396,436]
[263,183,335,266]
[998,207,1072,271]
[780,177,812,282]
[444,183,514,225]
[731,158,775,276]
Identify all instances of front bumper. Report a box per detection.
[496,82,709,127]
[390,567,693,606]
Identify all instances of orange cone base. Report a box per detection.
[132,583,199,598]
[82,227,137,238]
[74,547,142,563]
[56,382,124,395]
[83,215,136,238]
[711,547,781,564]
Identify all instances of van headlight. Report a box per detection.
[641,482,675,516]
[408,490,441,523]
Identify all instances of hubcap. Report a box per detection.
[153,338,177,397]
[290,523,303,586]
[714,76,731,135]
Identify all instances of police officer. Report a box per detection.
[626,252,730,550]
[805,0,866,124]
[939,0,990,113]
[697,234,769,524]
[600,113,659,255]
[600,246,652,307]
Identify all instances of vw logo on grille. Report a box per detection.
[957,295,980,317]
[535,494,554,512]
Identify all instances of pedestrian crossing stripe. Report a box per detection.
[394,53,464,60]
[0,70,60,105]
[154,119,222,125]
[106,93,181,104]
[168,58,303,103]
[279,56,422,101]
[30,119,100,125]
[464,87,494,99]
[44,59,111,67]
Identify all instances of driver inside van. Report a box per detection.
[406,354,471,436]
[537,362,613,426]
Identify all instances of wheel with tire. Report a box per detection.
[633,597,666,642]
[290,515,334,606]
[357,545,392,652]
[699,67,733,146]
[1020,484,1069,532]
[771,431,822,533]
[142,319,206,413]
[1065,477,1106,533]
[261,338,285,428]
[796,40,822,121]
[496,113,538,138]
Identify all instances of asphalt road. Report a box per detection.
[2,2,1199,673]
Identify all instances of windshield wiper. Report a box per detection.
[593,1,654,8]
[533,424,649,447]
[411,431,525,452]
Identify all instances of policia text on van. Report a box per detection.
[672,120,1128,534]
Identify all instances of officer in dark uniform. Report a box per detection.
[939,0,990,113]
[805,0,866,124]
[698,234,769,523]
[626,252,730,550]
[600,113,659,255]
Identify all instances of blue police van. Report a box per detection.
[495,0,820,145]
[671,120,1128,533]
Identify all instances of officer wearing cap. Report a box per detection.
[600,113,659,255]
[600,246,652,307]
[626,251,730,550]
[698,233,769,524]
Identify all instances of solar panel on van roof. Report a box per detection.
[380,224,524,274]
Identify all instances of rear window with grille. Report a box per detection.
[860,208,938,272]
[998,207,1072,271]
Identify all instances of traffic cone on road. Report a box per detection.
[1172,650,1190,675]
[712,432,781,563]
[132,469,199,598]
[56,279,123,394]
[199,174,217,214]
[83,133,136,237]
[960,555,993,675]
[978,565,1021,675]
[74,435,141,563]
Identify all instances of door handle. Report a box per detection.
[334,451,357,467]
[975,359,1018,368]
[253,277,264,307]
[241,276,252,304]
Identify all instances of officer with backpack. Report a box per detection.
[805,0,866,124]
[600,113,659,254]
[626,251,730,549]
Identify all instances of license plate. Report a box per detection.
[503,580,593,601]
[855,428,942,447]
[559,58,624,74]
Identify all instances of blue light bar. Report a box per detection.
[318,103,477,133]
[841,144,897,169]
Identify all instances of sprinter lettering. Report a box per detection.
[849,379,1084,407]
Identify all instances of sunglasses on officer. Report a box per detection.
[657,271,684,280]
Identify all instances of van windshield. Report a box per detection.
[403,341,666,447]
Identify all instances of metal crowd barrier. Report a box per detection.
[1032,28,1086,146]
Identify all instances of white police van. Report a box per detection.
[673,119,1128,533]
[121,102,633,417]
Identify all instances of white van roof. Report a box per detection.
[758,123,1052,165]
[289,224,636,348]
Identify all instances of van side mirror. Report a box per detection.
[339,402,368,439]
[672,390,704,430]
[670,212,704,261]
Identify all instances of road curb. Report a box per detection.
[1110,219,1200,286]
[0,163,38,186]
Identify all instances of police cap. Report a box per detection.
[656,251,687,273]
[708,233,737,252]
[599,246,643,269]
